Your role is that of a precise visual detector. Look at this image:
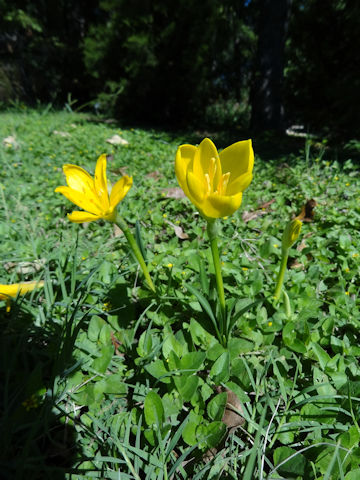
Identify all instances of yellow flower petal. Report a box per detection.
[205,192,243,218]
[226,172,253,195]
[67,211,102,223]
[186,170,206,205]
[192,138,219,181]
[175,144,196,198]
[0,281,44,301]
[94,154,110,209]
[63,164,95,194]
[109,175,133,208]
[55,186,102,215]
[219,139,254,183]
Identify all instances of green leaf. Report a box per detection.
[91,345,114,373]
[137,330,153,357]
[182,411,203,446]
[311,342,331,370]
[100,374,128,395]
[144,359,171,384]
[88,315,105,342]
[189,318,216,347]
[345,470,360,480]
[273,446,306,477]
[186,284,220,339]
[283,321,307,354]
[197,421,226,449]
[228,337,254,357]
[144,391,164,427]
[174,375,199,402]
[207,392,227,421]
[198,257,210,296]
[210,351,230,384]
[225,381,250,402]
[162,330,186,358]
[179,351,206,376]
[99,322,112,345]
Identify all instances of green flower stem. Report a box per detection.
[116,217,156,293]
[274,248,289,300]
[206,220,226,331]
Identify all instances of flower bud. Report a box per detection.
[282,219,302,251]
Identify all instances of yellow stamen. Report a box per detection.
[217,172,230,195]
[205,173,212,194]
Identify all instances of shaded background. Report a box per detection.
[0,0,359,140]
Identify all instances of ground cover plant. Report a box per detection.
[1,107,360,479]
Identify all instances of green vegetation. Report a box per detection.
[1,109,360,479]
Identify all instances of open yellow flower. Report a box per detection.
[0,281,44,312]
[175,138,254,219]
[55,154,133,223]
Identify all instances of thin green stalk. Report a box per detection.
[274,248,289,300]
[206,219,226,335]
[116,217,156,293]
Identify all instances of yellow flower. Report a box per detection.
[55,154,132,223]
[175,138,254,219]
[0,281,44,312]
[282,219,302,251]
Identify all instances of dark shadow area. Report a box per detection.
[0,303,80,480]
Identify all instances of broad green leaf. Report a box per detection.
[345,469,360,480]
[144,391,164,427]
[144,359,171,384]
[228,337,254,357]
[92,345,114,373]
[182,411,203,446]
[189,318,216,347]
[210,351,230,384]
[311,342,331,370]
[137,330,153,357]
[174,375,199,401]
[100,374,128,395]
[273,446,306,477]
[207,392,227,421]
[99,322,112,345]
[179,351,206,376]
[88,315,105,341]
[197,421,226,449]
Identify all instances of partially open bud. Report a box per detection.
[282,219,302,251]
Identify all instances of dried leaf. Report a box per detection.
[3,135,18,148]
[165,219,189,239]
[146,171,162,180]
[4,259,46,274]
[296,198,317,222]
[289,259,304,269]
[106,134,129,145]
[162,187,186,199]
[258,198,276,209]
[53,130,70,137]
[222,389,245,431]
[111,166,128,176]
[242,210,267,223]
[112,224,123,237]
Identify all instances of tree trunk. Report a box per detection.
[250,0,291,131]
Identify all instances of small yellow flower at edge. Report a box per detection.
[55,154,133,223]
[0,281,44,312]
[175,138,254,219]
